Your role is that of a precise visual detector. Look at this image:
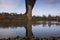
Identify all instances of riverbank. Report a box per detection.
[0,36,60,40]
[0,13,60,40]
[0,13,60,22]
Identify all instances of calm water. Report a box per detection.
[0,21,60,39]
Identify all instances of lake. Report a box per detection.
[0,21,60,39]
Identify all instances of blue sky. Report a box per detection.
[0,0,60,16]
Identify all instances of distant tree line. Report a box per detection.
[0,12,60,22]
[0,12,27,22]
[32,14,60,21]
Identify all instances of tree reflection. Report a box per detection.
[48,21,51,27]
[42,21,46,27]
[25,20,34,39]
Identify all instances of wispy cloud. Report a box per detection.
[46,0,60,4]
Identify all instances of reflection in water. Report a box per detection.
[25,20,33,37]
[0,27,26,39]
[0,21,60,39]
[32,24,60,38]
[33,21,60,27]
[48,21,51,27]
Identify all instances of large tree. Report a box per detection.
[25,0,36,20]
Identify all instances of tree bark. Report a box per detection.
[27,5,32,21]
[25,0,36,21]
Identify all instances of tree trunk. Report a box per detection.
[27,4,32,21]
[25,0,36,20]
